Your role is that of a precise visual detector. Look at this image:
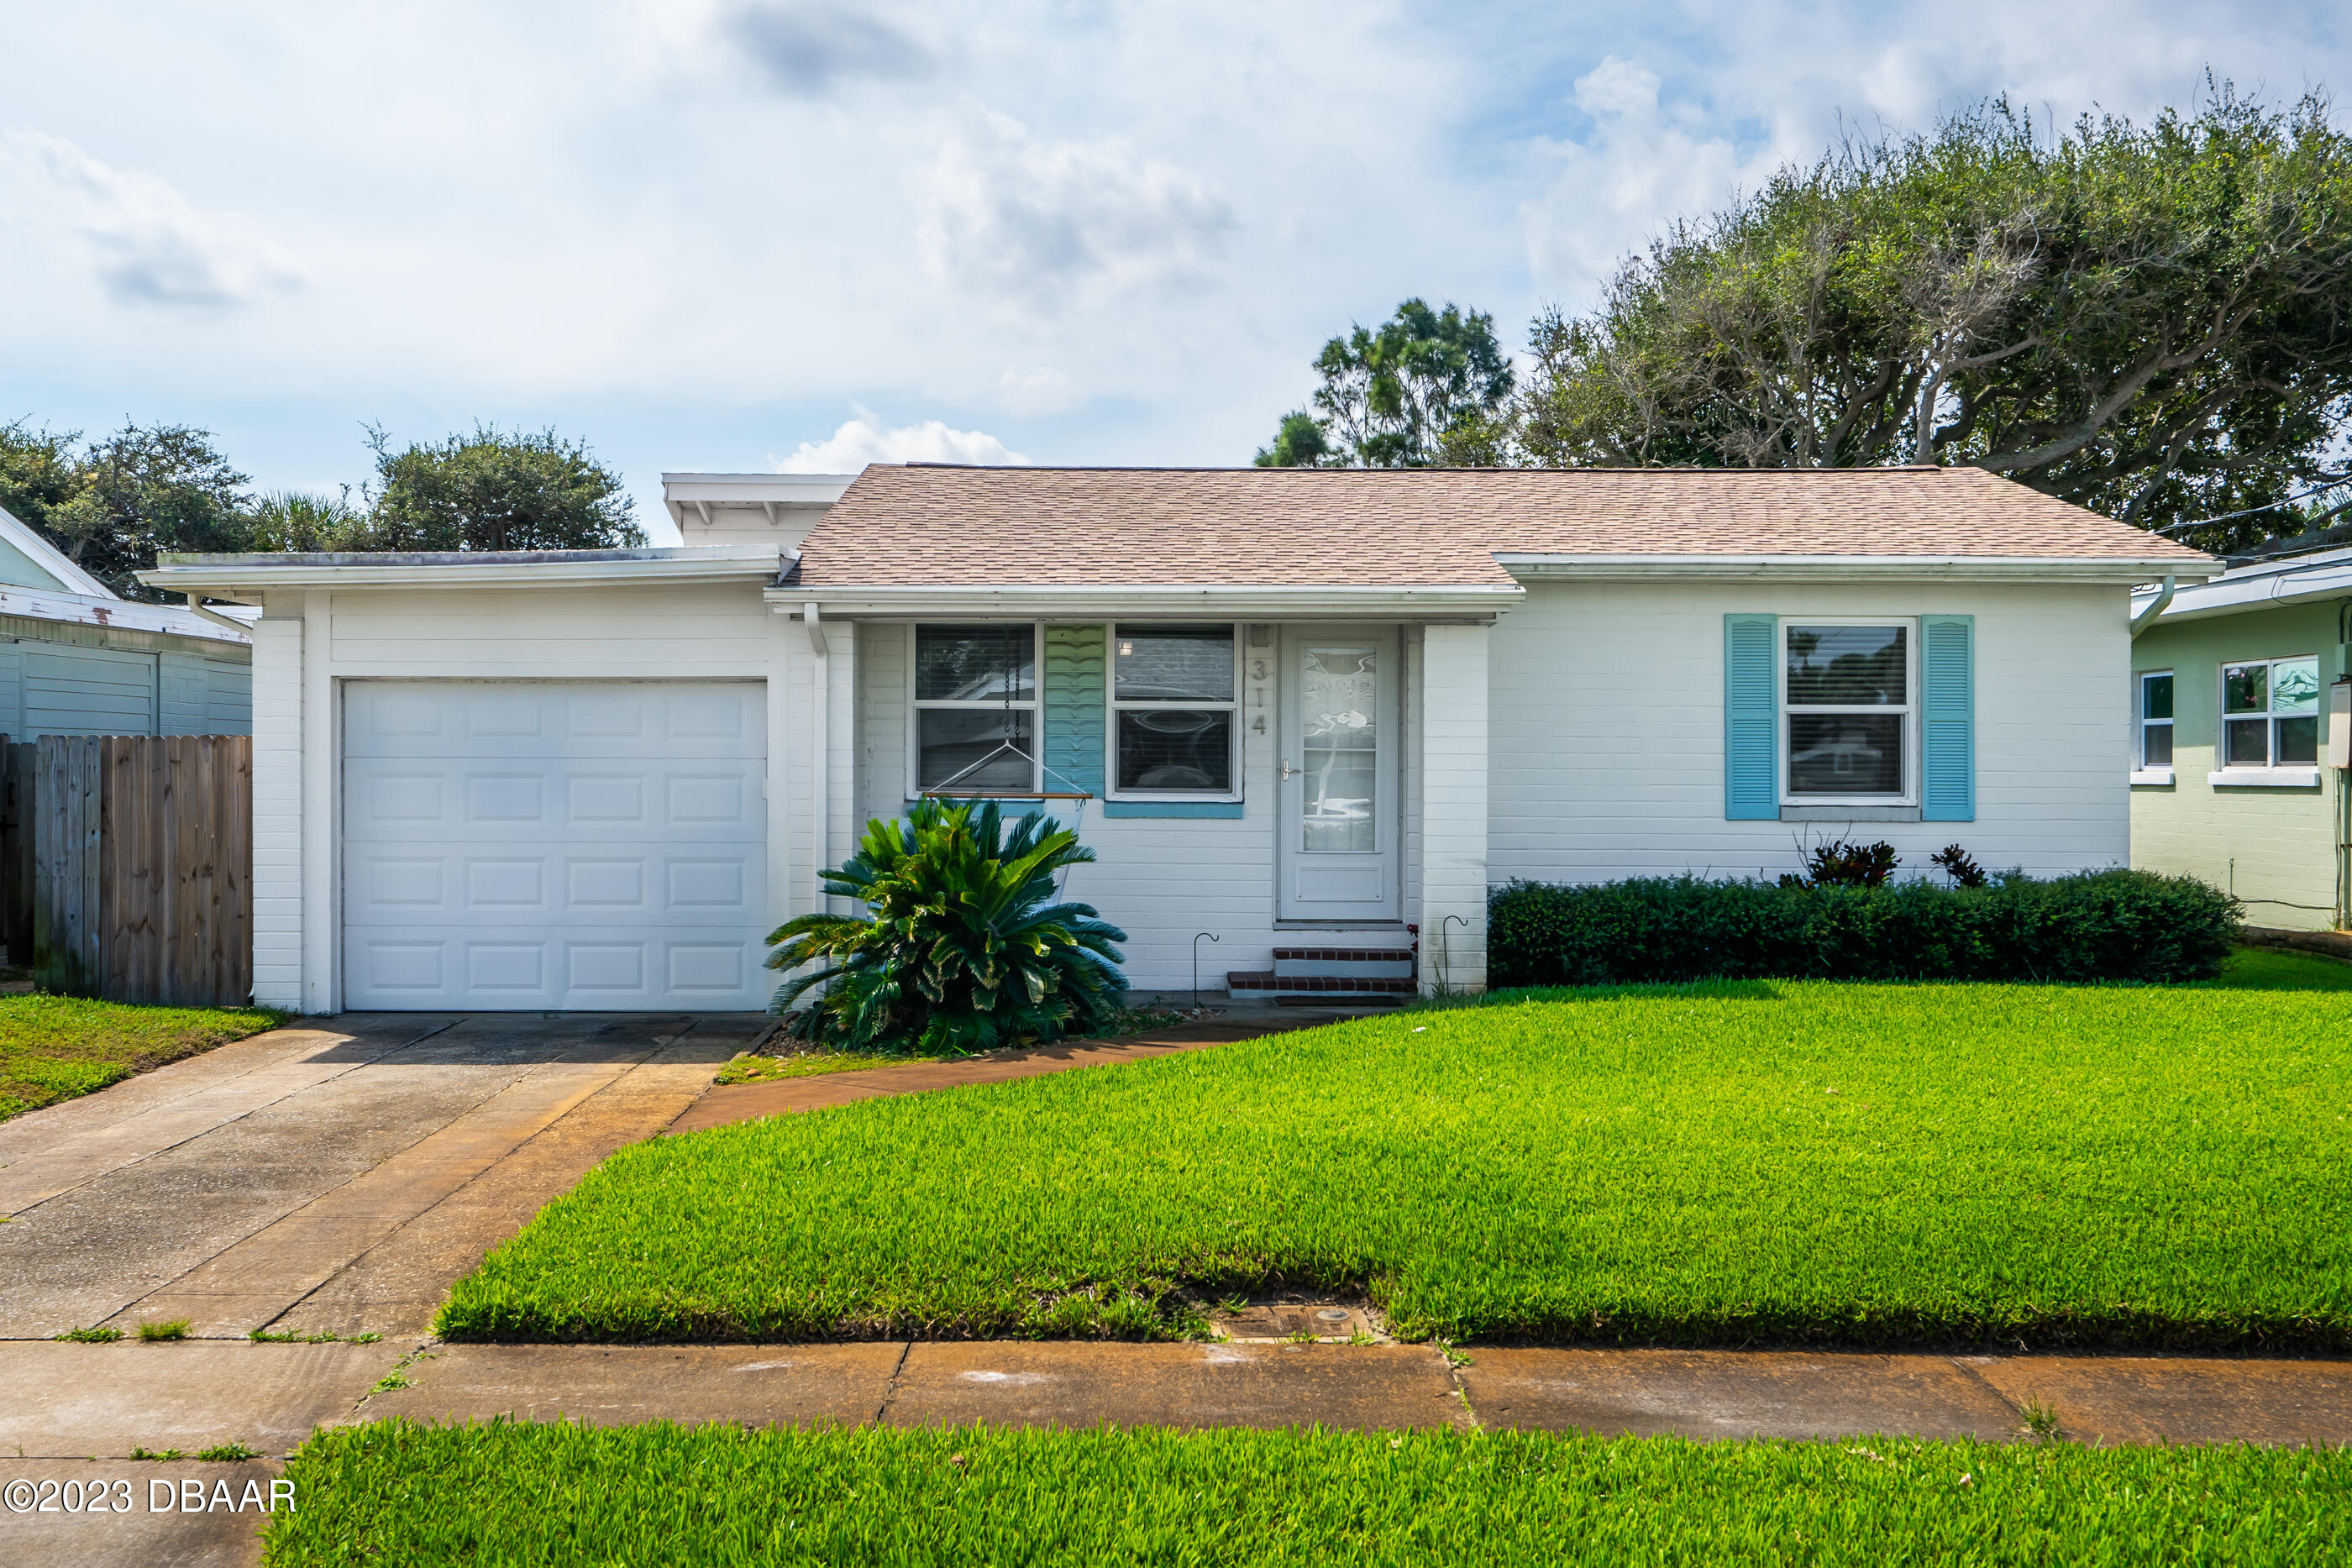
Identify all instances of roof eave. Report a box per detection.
[0,585,250,644]
[1497,553,2221,583]
[139,548,786,598]
[2135,557,2352,624]
[771,583,1525,619]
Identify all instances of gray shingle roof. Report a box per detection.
[795,465,2215,588]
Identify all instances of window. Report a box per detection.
[1110,624,1238,798]
[1782,621,1912,801]
[2137,671,2174,771]
[2219,655,2318,768]
[911,624,1038,793]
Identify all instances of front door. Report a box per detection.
[1278,627,1399,920]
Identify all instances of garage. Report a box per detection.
[342,679,771,1010]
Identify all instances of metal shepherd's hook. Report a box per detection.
[1437,914,1468,997]
[1193,932,1221,1011]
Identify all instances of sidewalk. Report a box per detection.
[349,1341,2352,1448]
[8,1338,2345,1566]
[13,1339,2339,1458]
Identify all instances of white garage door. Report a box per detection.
[343,680,770,1010]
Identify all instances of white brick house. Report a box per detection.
[142,465,2213,1014]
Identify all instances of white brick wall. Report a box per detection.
[1486,578,2132,884]
[1420,623,1490,991]
[248,614,303,1009]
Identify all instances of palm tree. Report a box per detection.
[768,800,1127,1054]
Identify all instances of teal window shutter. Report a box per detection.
[1042,625,1106,797]
[1920,614,1975,821]
[1724,614,1777,820]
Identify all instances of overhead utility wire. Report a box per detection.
[2154,479,2352,535]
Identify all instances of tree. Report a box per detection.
[37,422,250,598]
[364,424,643,552]
[1518,85,2352,552]
[244,490,370,552]
[0,421,82,534]
[1256,298,1516,468]
[769,800,1127,1054]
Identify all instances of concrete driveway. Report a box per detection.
[0,1012,755,1342]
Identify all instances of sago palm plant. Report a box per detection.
[767,800,1128,1054]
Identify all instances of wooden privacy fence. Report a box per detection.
[11,735,253,1005]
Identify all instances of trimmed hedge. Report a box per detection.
[1488,869,2241,988]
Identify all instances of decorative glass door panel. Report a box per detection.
[1300,647,1378,852]
[1278,628,1399,920]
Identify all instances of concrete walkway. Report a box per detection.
[0,1011,754,1341]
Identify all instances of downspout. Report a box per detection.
[806,601,828,919]
[2128,575,2176,638]
[181,593,253,638]
[2337,601,2352,931]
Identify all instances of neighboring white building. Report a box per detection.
[0,502,252,739]
[140,465,2214,1015]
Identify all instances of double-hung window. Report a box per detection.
[1782,621,1913,802]
[911,624,1039,794]
[2220,655,2318,768]
[1110,623,1239,799]
[2136,671,2174,774]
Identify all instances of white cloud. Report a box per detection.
[921,111,1237,312]
[1522,69,1780,297]
[995,364,1084,417]
[1573,56,1662,118]
[0,129,303,311]
[771,416,1029,472]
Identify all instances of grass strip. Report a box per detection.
[716,1004,1209,1084]
[263,1420,2350,1568]
[0,994,286,1123]
[441,952,2352,1350]
[716,1051,945,1085]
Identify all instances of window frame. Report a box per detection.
[1777,616,1918,806]
[2216,653,2320,772]
[1105,621,1244,804]
[905,621,1045,799]
[2134,669,2175,780]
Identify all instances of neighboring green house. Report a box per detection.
[0,503,252,740]
[2129,547,2351,932]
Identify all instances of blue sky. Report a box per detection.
[2,0,2344,542]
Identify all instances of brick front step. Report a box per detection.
[1227,971,1417,996]
[1271,947,1415,981]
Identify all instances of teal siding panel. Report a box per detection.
[153,650,249,735]
[0,643,20,740]
[160,651,205,733]
[0,535,68,591]
[1042,624,1106,796]
[1103,800,1245,818]
[1920,614,1975,821]
[202,656,253,734]
[1724,614,1778,820]
[23,644,157,737]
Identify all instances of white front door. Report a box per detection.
[1277,627,1399,920]
[342,679,770,1011]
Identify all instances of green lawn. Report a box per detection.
[438,950,2352,1349]
[0,994,287,1123]
[262,1421,2349,1567]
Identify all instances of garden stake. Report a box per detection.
[1193,931,1221,1009]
